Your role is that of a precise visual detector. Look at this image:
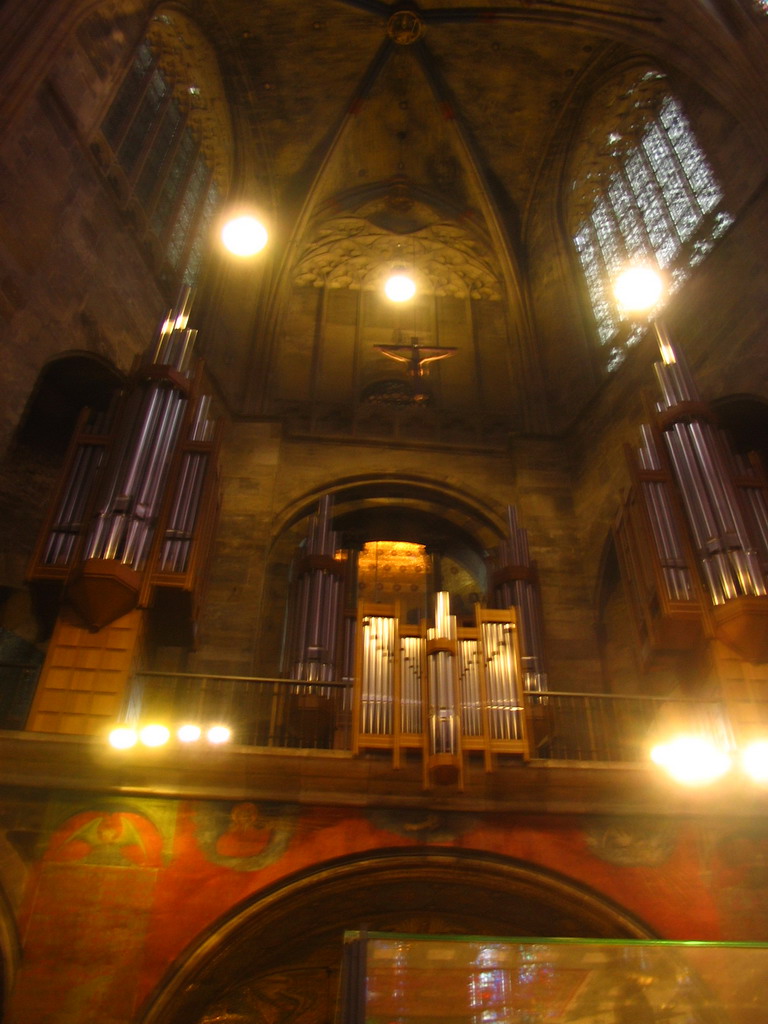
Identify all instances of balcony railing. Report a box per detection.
[122,672,768,765]
[125,672,353,750]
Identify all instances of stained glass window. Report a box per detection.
[96,29,224,287]
[572,82,732,367]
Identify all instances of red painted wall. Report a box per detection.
[4,794,766,1023]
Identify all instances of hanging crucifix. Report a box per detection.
[374,330,457,380]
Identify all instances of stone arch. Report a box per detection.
[138,847,656,1024]
[712,393,768,465]
[258,474,512,673]
[0,352,125,629]
[0,879,21,1023]
[14,350,125,457]
[269,473,507,551]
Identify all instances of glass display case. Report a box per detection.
[337,931,767,1024]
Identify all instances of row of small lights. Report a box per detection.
[108,723,232,749]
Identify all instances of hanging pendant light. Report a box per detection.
[221,213,268,256]
[384,268,416,302]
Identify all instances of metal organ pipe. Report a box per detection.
[44,409,111,567]
[426,592,458,757]
[458,638,481,737]
[653,333,768,605]
[287,495,345,683]
[479,619,521,742]
[358,612,396,737]
[85,384,187,569]
[635,424,693,602]
[400,634,422,735]
[78,289,200,574]
[489,505,547,691]
[159,395,216,573]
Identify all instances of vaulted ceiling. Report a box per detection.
[159,0,752,437]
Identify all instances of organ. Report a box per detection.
[27,288,221,647]
[282,499,537,785]
[615,322,768,668]
[353,593,528,787]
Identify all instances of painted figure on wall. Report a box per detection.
[44,809,164,866]
[197,801,297,870]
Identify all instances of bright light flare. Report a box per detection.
[221,215,268,257]
[109,726,137,750]
[139,723,171,747]
[384,272,416,303]
[613,265,664,314]
[651,736,731,786]
[207,725,232,745]
[177,724,202,743]
[742,740,768,782]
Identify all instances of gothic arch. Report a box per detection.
[15,350,125,457]
[0,879,20,1023]
[138,847,656,1024]
[257,474,512,671]
[269,474,508,552]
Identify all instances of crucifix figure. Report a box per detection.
[375,331,457,379]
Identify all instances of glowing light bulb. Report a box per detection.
[742,740,768,782]
[384,272,416,303]
[651,735,731,786]
[207,725,232,745]
[140,723,171,747]
[178,723,202,743]
[613,265,664,314]
[221,215,268,257]
[108,726,137,750]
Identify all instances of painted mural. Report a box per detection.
[0,791,763,1024]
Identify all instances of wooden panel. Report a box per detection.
[26,608,144,736]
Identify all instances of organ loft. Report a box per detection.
[2,2,768,1023]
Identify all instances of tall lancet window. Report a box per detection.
[93,12,232,286]
[571,71,732,370]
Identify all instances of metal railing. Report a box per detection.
[121,673,768,763]
[527,690,768,762]
[126,672,353,750]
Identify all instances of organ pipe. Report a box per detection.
[42,404,116,569]
[400,633,423,735]
[635,424,693,603]
[425,591,461,784]
[285,495,346,682]
[355,604,397,745]
[652,325,767,607]
[157,394,218,575]
[488,505,547,691]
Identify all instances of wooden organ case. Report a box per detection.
[25,291,221,735]
[353,597,528,788]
